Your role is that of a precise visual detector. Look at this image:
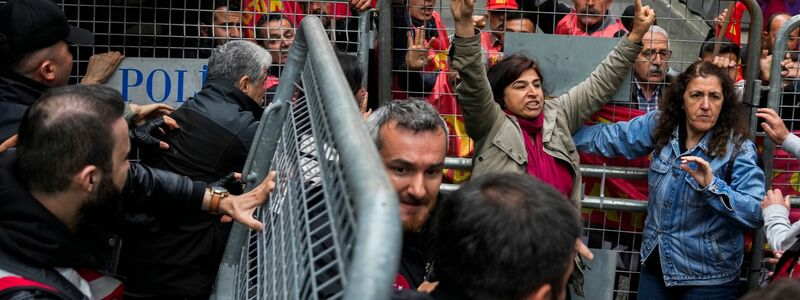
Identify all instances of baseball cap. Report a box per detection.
[487,0,518,11]
[0,0,93,58]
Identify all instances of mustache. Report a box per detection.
[401,196,428,206]
[649,64,664,74]
[578,7,602,16]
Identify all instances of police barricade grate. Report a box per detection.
[227,68,357,299]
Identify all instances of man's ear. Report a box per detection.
[39,59,57,83]
[238,75,251,93]
[74,165,99,193]
[525,284,552,300]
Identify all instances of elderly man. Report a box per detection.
[555,0,627,37]
[632,25,676,112]
[366,100,448,290]
[123,40,272,299]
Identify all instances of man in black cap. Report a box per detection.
[0,0,129,142]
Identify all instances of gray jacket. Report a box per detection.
[450,33,642,207]
[764,133,800,251]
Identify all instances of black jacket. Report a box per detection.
[0,70,47,142]
[123,80,262,297]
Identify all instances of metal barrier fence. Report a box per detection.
[213,16,401,300]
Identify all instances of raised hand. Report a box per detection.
[406,27,435,70]
[756,108,790,145]
[628,0,656,44]
[451,0,475,37]
[679,156,714,188]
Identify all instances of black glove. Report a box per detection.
[210,172,245,195]
[129,117,168,149]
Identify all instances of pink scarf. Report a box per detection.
[507,110,574,198]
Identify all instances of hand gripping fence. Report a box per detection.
[213,16,402,300]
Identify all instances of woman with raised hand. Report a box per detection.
[573,61,765,299]
[449,0,653,207]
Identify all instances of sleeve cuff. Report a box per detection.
[782,133,800,158]
[763,204,791,220]
[190,181,207,209]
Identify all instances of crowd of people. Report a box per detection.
[2,0,800,299]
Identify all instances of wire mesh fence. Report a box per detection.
[215,16,401,300]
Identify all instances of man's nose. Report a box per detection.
[407,173,427,199]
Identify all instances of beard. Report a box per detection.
[78,174,122,230]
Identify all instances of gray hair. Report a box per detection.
[206,40,272,86]
[646,25,670,48]
[366,99,449,151]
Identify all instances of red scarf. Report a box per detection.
[507,110,574,198]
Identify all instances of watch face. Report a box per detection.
[212,186,229,194]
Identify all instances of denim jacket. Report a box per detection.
[573,110,765,286]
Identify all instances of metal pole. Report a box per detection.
[303,17,402,300]
[757,14,800,289]
[378,0,393,104]
[741,0,763,113]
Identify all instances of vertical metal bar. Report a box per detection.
[378,0,392,105]
[740,0,763,113]
[735,0,766,289]
[302,17,402,300]
[758,14,800,289]
[358,11,371,88]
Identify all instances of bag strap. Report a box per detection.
[0,248,87,300]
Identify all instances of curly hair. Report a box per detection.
[652,61,748,157]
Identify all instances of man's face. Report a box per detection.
[244,69,269,104]
[488,11,506,41]
[408,0,436,22]
[767,14,800,52]
[378,121,446,233]
[506,18,535,34]
[306,2,333,26]
[573,0,612,29]
[50,41,73,87]
[634,32,670,83]
[80,118,129,225]
[260,19,295,65]
[212,6,242,46]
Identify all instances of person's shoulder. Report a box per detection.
[393,289,436,300]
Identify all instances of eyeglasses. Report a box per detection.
[641,49,673,60]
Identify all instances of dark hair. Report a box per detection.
[255,13,293,41]
[504,11,534,27]
[16,85,125,193]
[486,54,544,108]
[201,0,242,26]
[336,52,363,95]
[432,173,582,299]
[652,61,747,156]
[767,12,792,34]
[700,38,741,60]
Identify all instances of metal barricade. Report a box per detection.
[213,16,401,300]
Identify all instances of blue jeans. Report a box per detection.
[637,252,739,300]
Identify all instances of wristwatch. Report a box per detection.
[209,186,230,215]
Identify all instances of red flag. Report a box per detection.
[716,2,746,46]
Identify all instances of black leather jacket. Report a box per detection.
[0,70,46,142]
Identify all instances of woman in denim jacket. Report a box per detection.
[573,61,765,299]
